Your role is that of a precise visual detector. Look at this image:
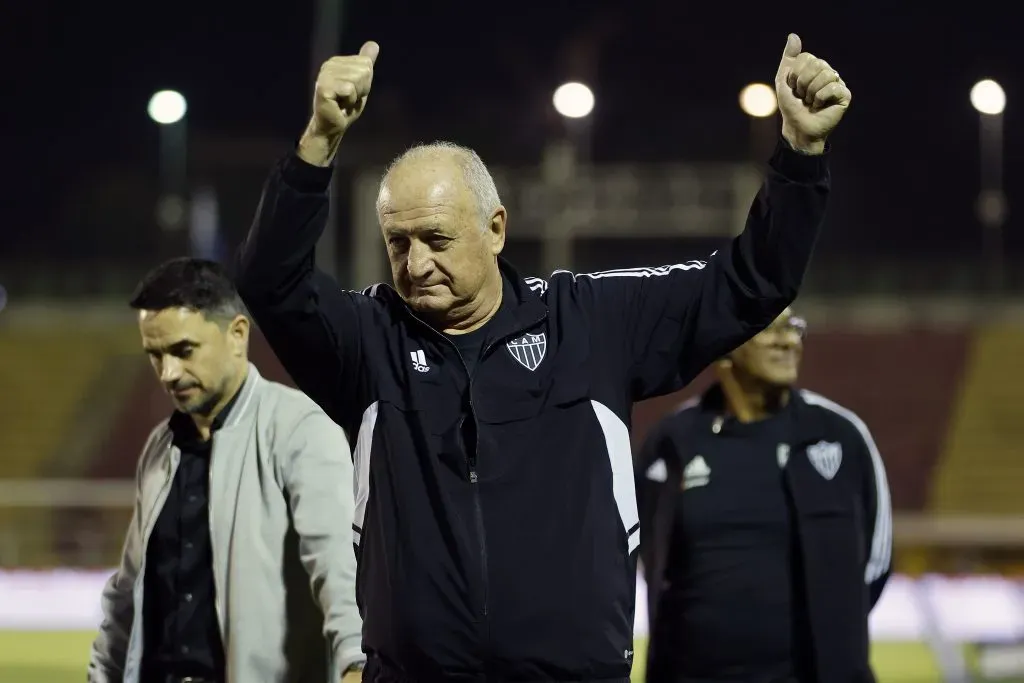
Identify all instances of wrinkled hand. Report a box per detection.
[774,34,851,154]
[299,40,379,165]
[311,40,379,138]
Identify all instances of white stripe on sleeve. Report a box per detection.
[800,390,892,583]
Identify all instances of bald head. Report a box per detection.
[377,141,501,231]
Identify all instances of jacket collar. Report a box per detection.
[222,362,261,429]
[496,256,549,334]
[379,256,549,338]
[694,382,830,444]
[167,362,262,438]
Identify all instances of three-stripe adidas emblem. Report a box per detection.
[410,349,429,373]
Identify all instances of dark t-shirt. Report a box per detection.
[444,277,514,377]
[655,407,814,682]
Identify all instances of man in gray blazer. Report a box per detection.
[88,258,365,683]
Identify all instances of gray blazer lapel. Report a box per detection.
[139,430,177,540]
[208,364,262,641]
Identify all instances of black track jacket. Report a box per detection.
[234,139,829,682]
[636,385,892,683]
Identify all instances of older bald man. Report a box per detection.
[235,35,849,683]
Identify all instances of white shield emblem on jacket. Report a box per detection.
[807,440,843,480]
[507,333,546,371]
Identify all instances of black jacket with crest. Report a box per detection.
[235,141,830,681]
[636,385,892,683]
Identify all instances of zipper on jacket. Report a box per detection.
[405,307,547,645]
[455,348,490,630]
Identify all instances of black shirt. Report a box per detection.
[142,386,241,679]
[657,407,813,682]
[443,277,515,376]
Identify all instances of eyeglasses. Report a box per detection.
[755,315,808,342]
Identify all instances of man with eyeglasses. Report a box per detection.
[635,308,892,683]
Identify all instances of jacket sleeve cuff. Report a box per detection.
[280,150,334,194]
[337,641,366,674]
[86,664,116,683]
[768,137,829,184]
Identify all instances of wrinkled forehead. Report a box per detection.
[379,158,466,210]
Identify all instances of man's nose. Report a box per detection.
[406,243,434,280]
[160,357,183,384]
[777,331,802,348]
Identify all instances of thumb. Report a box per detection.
[780,33,801,62]
[359,40,380,65]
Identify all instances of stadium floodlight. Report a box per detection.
[739,82,778,118]
[552,82,595,119]
[970,79,1006,115]
[147,90,188,125]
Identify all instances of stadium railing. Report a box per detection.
[6,478,1024,569]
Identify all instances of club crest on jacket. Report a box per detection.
[507,333,546,371]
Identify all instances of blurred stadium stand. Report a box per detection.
[3,309,1023,574]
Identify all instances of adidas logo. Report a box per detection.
[645,459,668,483]
[410,349,430,373]
[682,455,710,490]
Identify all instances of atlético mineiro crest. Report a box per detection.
[807,440,843,480]
[506,332,547,371]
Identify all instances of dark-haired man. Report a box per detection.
[88,257,365,683]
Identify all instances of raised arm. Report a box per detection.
[572,34,850,400]
[233,42,380,421]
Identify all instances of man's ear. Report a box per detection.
[227,314,250,357]
[488,206,507,256]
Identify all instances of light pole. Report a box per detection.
[739,82,778,162]
[147,90,189,256]
[312,0,344,282]
[969,79,1007,292]
[544,81,595,275]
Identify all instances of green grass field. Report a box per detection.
[0,631,996,683]
[0,630,98,683]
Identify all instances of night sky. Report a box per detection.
[5,0,1023,268]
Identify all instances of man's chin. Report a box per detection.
[762,371,798,388]
[173,399,201,414]
[171,394,211,415]
[406,290,453,313]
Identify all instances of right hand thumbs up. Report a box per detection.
[308,41,379,140]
